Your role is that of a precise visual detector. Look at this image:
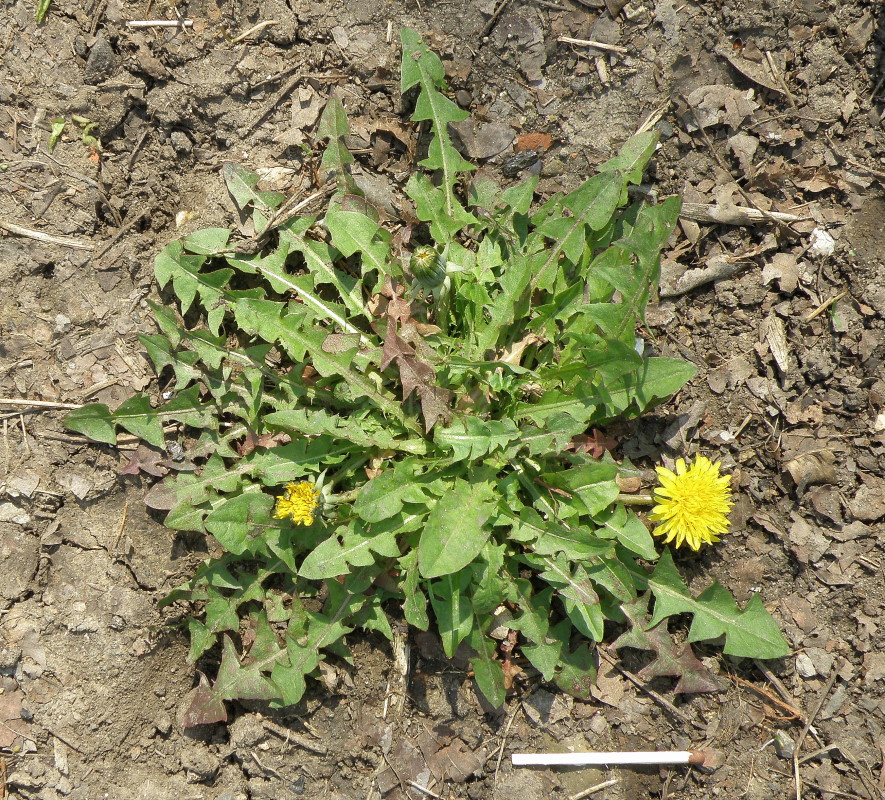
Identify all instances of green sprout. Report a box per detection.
[48,118,65,152]
[35,0,51,23]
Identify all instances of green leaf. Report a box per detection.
[153,241,233,334]
[649,549,790,659]
[271,569,372,706]
[585,555,637,602]
[598,130,659,184]
[600,357,697,419]
[354,460,430,523]
[299,523,400,580]
[399,551,429,630]
[183,564,270,660]
[205,492,275,554]
[264,408,427,454]
[500,177,538,215]
[530,171,626,291]
[535,555,605,640]
[594,504,658,561]
[434,416,519,461]
[353,594,394,640]
[473,250,534,356]
[469,542,512,616]
[317,97,357,194]
[418,477,496,578]
[400,28,475,230]
[515,357,696,427]
[36,0,52,23]
[109,394,165,447]
[508,507,612,561]
[277,216,366,319]
[469,625,505,708]
[406,173,477,243]
[66,402,117,445]
[325,204,394,283]
[505,413,587,458]
[510,580,551,639]
[542,463,619,516]
[552,629,597,698]
[233,298,404,421]
[215,633,282,701]
[48,117,65,151]
[182,228,232,255]
[241,256,373,346]
[612,596,721,694]
[222,162,285,233]
[561,565,604,641]
[428,570,473,658]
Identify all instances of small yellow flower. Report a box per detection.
[272,481,320,526]
[649,456,733,551]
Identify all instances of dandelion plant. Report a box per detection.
[67,28,789,722]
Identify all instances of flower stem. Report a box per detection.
[617,493,655,506]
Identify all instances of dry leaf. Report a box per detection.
[522,689,574,725]
[784,449,836,493]
[590,665,628,707]
[716,44,786,94]
[762,313,791,377]
[428,739,484,783]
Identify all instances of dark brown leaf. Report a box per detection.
[418,384,454,432]
[143,480,177,511]
[0,690,30,748]
[570,428,619,458]
[398,355,435,401]
[121,445,168,477]
[180,677,227,727]
[381,322,415,371]
[613,597,723,694]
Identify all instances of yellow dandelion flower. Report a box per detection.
[272,481,320,526]
[648,456,733,551]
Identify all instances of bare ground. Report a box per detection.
[1,1,885,798]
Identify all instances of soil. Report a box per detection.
[1,0,885,798]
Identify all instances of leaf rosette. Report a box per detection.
[66,28,788,721]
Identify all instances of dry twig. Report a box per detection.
[493,703,519,785]
[804,290,848,323]
[126,18,193,28]
[729,673,802,721]
[0,398,82,410]
[793,669,838,800]
[480,0,513,40]
[680,202,805,226]
[0,219,93,250]
[558,35,628,55]
[230,20,279,43]
[569,779,620,800]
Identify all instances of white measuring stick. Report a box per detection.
[512,750,706,767]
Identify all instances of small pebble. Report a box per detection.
[774,730,795,759]
[155,713,172,736]
[808,227,835,258]
[795,651,817,678]
[170,131,192,155]
[0,647,22,672]
[55,314,71,334]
